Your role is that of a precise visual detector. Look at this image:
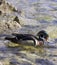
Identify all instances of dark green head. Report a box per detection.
[37,30,49,41]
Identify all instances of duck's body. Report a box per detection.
[5,30,49,46]
[5,34,40,46]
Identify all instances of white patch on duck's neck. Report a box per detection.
[31,36,39,46]
[34,39,39,46]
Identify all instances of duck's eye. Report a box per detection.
[40,35,43,37]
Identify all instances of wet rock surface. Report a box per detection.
[0,0,21,34]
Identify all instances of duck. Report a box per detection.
[36,30,49,46]
[5,30,49,46]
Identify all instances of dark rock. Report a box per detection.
[12,7,17,12]
[0,11,2,15]
[5,22,11,30]
[0,0,2,5]
[13,16,20,24]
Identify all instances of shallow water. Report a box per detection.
[0,38,57,65]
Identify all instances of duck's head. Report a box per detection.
[37,30,49,41]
